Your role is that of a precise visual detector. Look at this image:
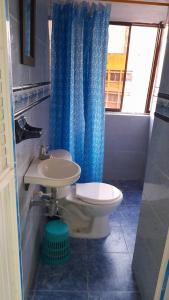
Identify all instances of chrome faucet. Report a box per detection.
[39,145,50,160]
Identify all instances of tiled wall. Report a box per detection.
[16,99,49,298]
[9,0,50,298]
[13,83,50,114]
[133,26,169,300]
[9,0,49,87]
[103,113,150,181]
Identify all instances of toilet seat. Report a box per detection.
[76,182,122,205]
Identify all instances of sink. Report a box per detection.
[24,158,81,188]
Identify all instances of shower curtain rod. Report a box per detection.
[99,0,169,6]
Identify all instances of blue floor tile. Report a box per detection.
[89,291,141,300]
[109,204,140,228]
[109,206,123,227]
[88,292,100,299]
[31,180,142,300]
[119,205,140,227]
[87,226,128,253]
[122,226,138,254]
[70,237,87,254]
[87,253,137,292]
[123,191,142,206]
[28,291,88,300]
[110,181,143,193]
[35,253,87,291]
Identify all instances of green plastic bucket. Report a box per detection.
[41,220,70,265]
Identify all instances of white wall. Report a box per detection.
[109,2,168,23]
[50,1,169,24]
[9,0,50,298]
[133,24,169,300]
[103,113,150,181]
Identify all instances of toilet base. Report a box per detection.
[69,216,110,239]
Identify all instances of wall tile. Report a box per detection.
[136,201,166,268]
[104,150,147,181]
[8,0,19,21]
[133,31,169,299]
[147,117,169,178]
[16,99,49,298]
[133,236,159,300]
[156,97,169,118]
[9,0,50,87]
[13,84,50,113]
[159,33,169,95]
[103,114,150,181]
[10,16,30,86]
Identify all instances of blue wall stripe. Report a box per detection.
[160,260,169,300]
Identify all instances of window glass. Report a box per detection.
[105,24,158,113]
[105,25,129,110]
[122,26,157,113]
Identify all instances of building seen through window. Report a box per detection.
[105,24,158,113]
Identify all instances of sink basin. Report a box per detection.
[24,158,81,188]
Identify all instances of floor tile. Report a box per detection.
[31,181,142,300]
[111,181,143,193]
[27,293,34,300]
[35,253,87,291]
[70,238,87,254]
[87,253,137,292]
[122,226,138,254]
[28,291,88,299]
[88,292,100,299]
[109,204,140,228]
[89,291,141,300]
[123,191,142,206]
[87,226,128,253]
[109,207,123,227]
[119,205,140,227]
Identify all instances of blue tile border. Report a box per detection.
[13,81,50,92]
[156,97,169,120]
[160,260,169,300]
[158,93,169,101]
[13,83,51,115]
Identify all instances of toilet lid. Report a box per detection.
[76,182,122,205]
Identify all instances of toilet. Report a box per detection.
[49,149,123,239]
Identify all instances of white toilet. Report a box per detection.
[49,149,123,239]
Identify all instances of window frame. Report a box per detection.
[105,21,164,114]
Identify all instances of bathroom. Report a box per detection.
[0,0,169,299]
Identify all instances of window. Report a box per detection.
[105,92,121,110]
[110,71,121,82]
[48,20,52,75]
[105,23,163,113]
[106,72,108,81]
[126,71,132,81]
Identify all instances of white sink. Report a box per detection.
[24,158,81,188]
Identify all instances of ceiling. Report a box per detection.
[49,0,169,23]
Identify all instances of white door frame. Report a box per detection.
[0,0,22,299]
[154,230,169,300]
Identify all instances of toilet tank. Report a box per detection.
[49,149,72,161]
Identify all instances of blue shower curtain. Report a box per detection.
[49,1,110,182]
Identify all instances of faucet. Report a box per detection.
[39,145,50,160]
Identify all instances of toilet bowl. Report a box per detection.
[49,149,123,239]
